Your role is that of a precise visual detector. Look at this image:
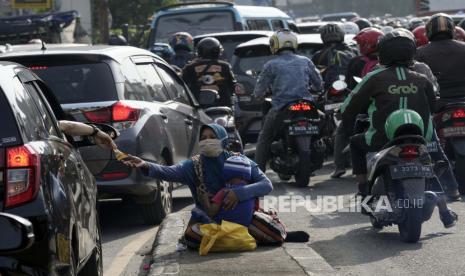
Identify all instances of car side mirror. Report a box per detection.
[0,213,34,254]
[198,89,219,107]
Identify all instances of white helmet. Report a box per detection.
[381,26,394,34]
[269,29,298,55]
[342,22,360,35]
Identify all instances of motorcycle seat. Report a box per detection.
[204,106,233,116]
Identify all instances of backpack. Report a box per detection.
[319,46,356,89]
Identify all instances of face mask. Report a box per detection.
[199,139,223,157]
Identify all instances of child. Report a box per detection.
[201,156,256,227]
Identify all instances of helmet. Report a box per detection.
[197,37,222,59]
[269,29,298,54]
[412,26,429,47]
[352,18,372,31]
[408,18,425,31]
[354,27,384,56]
[342,22,360,35]
[378,28,416,66]
[385,109,424,141]
[425,13,455,40]
[319,23,345,44]
[380,25,394,34]
[150,43,175,62]
[455,26,465,42]
[108,34,128,45]
[168,32,194,52]
[459,19,465,30]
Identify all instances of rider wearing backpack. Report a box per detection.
[312,23,358,91]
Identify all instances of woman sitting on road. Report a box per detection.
[122,124,274,246]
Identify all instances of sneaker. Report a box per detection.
[440,209,458,228]
[331,168,346,178]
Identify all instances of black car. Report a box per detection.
[0,61,102,275]
[0,45,212,225]
[193,31,273,62]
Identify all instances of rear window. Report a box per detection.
[29,62,117,104]
[155,11,235,42]
[0,87,21,148]
[219,36,264,62]
[233,47,273,76]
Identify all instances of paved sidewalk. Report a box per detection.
[145,211,335,276]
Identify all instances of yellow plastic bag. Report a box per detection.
[199,220,257,256]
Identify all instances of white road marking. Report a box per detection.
[104,227,158,276]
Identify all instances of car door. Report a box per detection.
[155,63,204,157]
[23,77,96,262]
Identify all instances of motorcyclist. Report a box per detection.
[408,18,425,31]
[182,37,236,107]
[312,23,358,91]
[254,29,323,172]
[352,18,372,31]
[416,13,465,106]
[331,27,384,178]
[149,43,175,64]
[168,32,195,69]
[341,29,436,197]
[412,25,429,47]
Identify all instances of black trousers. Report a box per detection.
[350,134,373,175]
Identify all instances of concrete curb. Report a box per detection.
[147,211,336,275]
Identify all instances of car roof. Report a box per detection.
[296,21,334,27]
[0,45,163,64]
[194,31,273,41]
[0,43,89,54]
[234,5,290,18]
[321,12,359,18]
[235,34,355,49]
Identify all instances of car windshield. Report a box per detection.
[29,62,118,104]
[155,11,235,42]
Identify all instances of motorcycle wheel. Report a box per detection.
[295,143,311,188]
[370,216,383,230]
[454,153,465,195]
[398,206,423,243]
[278,174,292,181]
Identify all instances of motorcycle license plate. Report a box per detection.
[441,126,465,138]
[288,125,319,135]
[239,96,252,102]
[389,164,433,180]
[324,102,343,111]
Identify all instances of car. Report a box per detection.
[0,45,212,225]
[231,34,355,143]
[193,31,273,62]
[296,22,333,34]
[320,12,360,22]
[147,1,296,45]
[0,61,104,275]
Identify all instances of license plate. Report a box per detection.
[427,141,438,153]
[239,96,252,102]
[288,125,319,135]
[442,126,465,138]
[389,164,433,179]
[324,102,343,111]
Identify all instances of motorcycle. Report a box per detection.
[433,101,465,194]
[351,114,441,243]
[264,98,326,187]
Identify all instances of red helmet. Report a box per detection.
[455,26,465,42]
[412,26,429,47]
[354,27,384,56]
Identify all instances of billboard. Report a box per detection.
[12,0,52,9]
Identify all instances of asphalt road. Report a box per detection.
[98,160,465,276]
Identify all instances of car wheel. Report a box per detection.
[139,159,173,225]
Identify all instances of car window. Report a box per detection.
[234,47,273,75]
[121,59,151,101]
[24,82,60,138]
[10,77,48,141]
[156,64,191,105]
[134,63,169,102]
[0,87,21,148]
[271,20,284,30]
[247,20,271,31]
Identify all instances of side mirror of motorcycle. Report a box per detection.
[332,80,348,91]
[198,89,219,107]
[0,213,34,254]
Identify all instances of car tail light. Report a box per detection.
[452,109,465,119]
[5,145,40,208]
[289,103,312,111]
[112,102,140,122]
[84,101,141,131]
[98,172,129,181]
[84,107,112,123]
[399,145,419,160]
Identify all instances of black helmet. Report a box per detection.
[320,23,345,44]
[197,37,223,59]
[378,29,416,66]
[408,18,425,31]
[353,18,372,31]
[108,34,128,45]
[425,13,455,40]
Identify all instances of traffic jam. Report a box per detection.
[1,0,465,275]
